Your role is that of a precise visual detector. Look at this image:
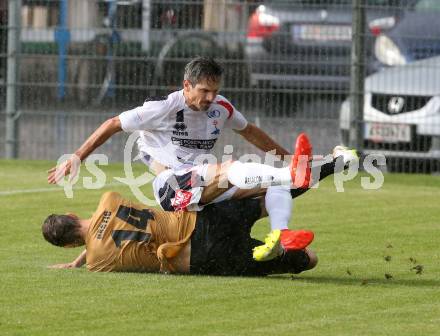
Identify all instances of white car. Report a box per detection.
[340,55,440,170]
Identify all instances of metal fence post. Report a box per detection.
[142,0,151,51]
[349,0,365,153]
[55,0,70,100]
[5,0,21,159]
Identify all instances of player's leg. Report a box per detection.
[314,145,359,183]
[203,134,313,250]
[228,145,358,202]
[265,185,292,231]
[201,134,314,256]
[188,197,315,276]
[252,226,314,262]
[232,204,317,276]
[290,145,359,199]
[227,132,312,190]
[225,234,318,276]
[152,161,238,212]
[248,246,318,276]
[265,248,318,275]
[199,160,236,204]
[227,184,294,233]
[152,133,312,211]
[226,133,312,250]
[208,189,315,258]
[151,161,266,212]
[227,135,358,195]
[189,198,264,276]
[198,160,305,244]
[252,147,358,261]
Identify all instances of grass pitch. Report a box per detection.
[0,159,439,335]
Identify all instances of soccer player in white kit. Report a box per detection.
[48,57,356,260]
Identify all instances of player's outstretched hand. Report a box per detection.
[47,262,79,269]
[47,155,80,184]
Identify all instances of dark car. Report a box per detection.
[244,0,412,92]
[372,0,440,69]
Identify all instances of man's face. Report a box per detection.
[183,78,220,111]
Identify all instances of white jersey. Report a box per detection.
[119,90,248,169]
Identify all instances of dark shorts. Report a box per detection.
[189,198,310,276]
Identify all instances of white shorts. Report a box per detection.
[152,164,238,212]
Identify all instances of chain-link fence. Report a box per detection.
[1,0,440,173]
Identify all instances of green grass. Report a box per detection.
[1,159,439,335]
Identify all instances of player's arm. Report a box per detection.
[47,116,122,184]
[47,249,87,269]
[72,116,122,162]
[235,123,290,160]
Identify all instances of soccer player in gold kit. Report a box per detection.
[42,191,318,276]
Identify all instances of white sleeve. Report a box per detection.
[218,96,248,131]
[227,109,248,131]
[119,100,168,132]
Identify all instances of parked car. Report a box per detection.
[339,55,440,171]
[372,0,440,70]
[244,0,410,92]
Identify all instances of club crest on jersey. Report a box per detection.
[172,189,193,211]
[207,110,221,118]
[211,120,220,135]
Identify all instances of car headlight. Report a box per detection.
[374,35,406,66]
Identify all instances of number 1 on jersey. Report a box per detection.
[115,205,153,230]
[112,205,154,247]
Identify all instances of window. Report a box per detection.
[414,0,440,11]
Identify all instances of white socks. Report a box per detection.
[227,161,292,189]
[265,185,292,231]
[227,161,294,231]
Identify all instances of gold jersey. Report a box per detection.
[85,192,196,273]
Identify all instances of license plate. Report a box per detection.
[292,24,352,41]
[364,122,411,143]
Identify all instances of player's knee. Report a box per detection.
[284,248,317,274]
[204,162,230,186]
[227,161,251,189]
[304,249,318,270]
[200,163,231,204]
[219,161,233,187]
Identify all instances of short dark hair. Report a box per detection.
[42,214,82,247]
[184,56,223,85]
